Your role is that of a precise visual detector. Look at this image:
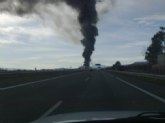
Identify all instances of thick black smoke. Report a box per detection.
[65,0,98,67]
[0,0,99,67]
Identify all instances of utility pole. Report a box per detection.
[161,27,165,72]
[163,38,165,72]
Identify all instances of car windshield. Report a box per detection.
[1,0,165,123]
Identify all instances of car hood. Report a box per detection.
[31,111,145,123]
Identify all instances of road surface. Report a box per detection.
[1,70,165,123]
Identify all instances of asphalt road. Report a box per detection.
[1,70,165,123]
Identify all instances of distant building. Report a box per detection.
[123,61,150,72]
[152,53,165,72]
[157,54,165,65]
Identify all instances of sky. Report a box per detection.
[0,0,165,69]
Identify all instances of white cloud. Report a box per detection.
[116,41,149,49]
[0,13,56,46]
[35,2,83,43]
[134,13,165,25]
[0,25,56,46]
[0,13,35,26]
[0,39,18,45]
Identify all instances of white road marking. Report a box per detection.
[108,70,165,80]
[0,78,57,91]
[0,88,4,91]
[39,101,63,119]
[116,77,165,104]
[0,72,84,91]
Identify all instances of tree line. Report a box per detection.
[145,27,165,65]
[111,27,165,73]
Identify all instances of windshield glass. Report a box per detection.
[1,0,165,123]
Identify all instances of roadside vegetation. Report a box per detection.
[109,27,165,75]
[110,71,165,86]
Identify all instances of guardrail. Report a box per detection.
[108,70,165,80]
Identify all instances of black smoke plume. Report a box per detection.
[0,0,100,67]
[65,0,98,67]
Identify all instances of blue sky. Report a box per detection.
[0,0,165,69]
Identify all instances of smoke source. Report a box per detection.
[0,0,113,67]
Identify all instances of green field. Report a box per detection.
[0,70,81,88]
